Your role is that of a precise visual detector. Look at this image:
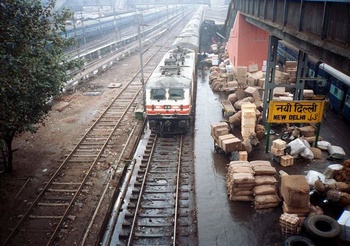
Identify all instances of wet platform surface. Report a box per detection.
[194,72,350,246]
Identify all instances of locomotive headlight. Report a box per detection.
[164,105,171,109]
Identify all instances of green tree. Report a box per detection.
[0,0,81,173]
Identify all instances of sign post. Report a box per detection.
[265,100,325,153]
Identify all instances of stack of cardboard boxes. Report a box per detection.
[211,122,242,153]
[271,139,294,167]
[241,102,256,140]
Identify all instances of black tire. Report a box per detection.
[284,235,315,246]
[302,214,340,240]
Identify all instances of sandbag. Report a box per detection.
[250,160,271,167]
[253,166,276,175]
[323,164,343,179]
[305,170,325,186]
[234,97,253,111]
[328,145,346,159]
[310,147,322,159]
[228,161,250,167]
[254,194,280,204]
[231,173,255,184]
[241,138,252,154]
[255,202,280,209]
[254,175,277,185]
[229,166,255,174]
[229,111,242,126]
[253,185,277,195]
[300,147,314,160]
[232,190,254,196]
[228,93,238,105]
[287,138,306,156]
[317,140,331,150]
[230,195,254,201]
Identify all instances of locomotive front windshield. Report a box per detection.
[169,88,184,100]
[151,88,166,100]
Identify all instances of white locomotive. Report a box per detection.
[144,7,204,134]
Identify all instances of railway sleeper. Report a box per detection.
[140,205,174,209]
[127,205,136,210]
[144,189,174,193]
[137,213,174,218]
[131,188,141,194]
[118,229,131,239]
[137,222,173,227]
[134,232,172,238]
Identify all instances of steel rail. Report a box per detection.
[173,134,183,245]
[3,38,158,246]
[80,124,138,245]
[126,135,183,246]
[126,134,158,246]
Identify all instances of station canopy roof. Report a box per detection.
[203,5,228,25]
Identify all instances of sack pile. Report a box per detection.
[251,161,280,209]
[226,161,255,201]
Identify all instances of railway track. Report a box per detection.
[107,132,197,246]
[3,12,193,246]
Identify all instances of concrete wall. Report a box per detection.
[227,12,269,70]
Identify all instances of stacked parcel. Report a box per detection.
[281,175,310,216]
[226,161,255,201]
[251,161,280,209]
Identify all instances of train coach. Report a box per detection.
[63,6,181,42]
[144,7,204,134]
[278,41,350,123]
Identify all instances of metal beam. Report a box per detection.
[241,13,350,76]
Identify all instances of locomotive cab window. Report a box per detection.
[169,89,184,100]
[151,89,166,100]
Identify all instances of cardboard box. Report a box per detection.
[248,64,258,73]
[218,134,235,148]
[241,126,255,135]
[271,146,285,157]
[222,137,242,152]
[244,86,260,101]
[215,127,229,137]
[237,76,247,85]
[258,78,265,88]
[235,89,246,100]
[242,116,256,125]
[211,122,229,138]
[280,154,294,166]
[272,139,287,150]
[236,66,247,77]
[303,89,314,97]
[247,77,257,86]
